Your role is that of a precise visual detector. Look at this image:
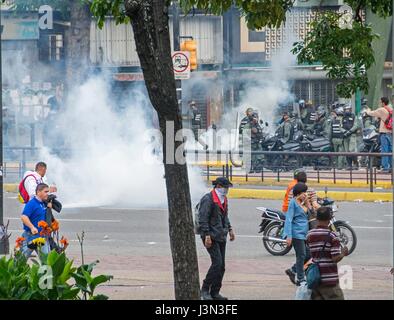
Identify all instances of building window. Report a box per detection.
[48,34,63,61]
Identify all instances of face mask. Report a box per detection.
[216,188,229,196]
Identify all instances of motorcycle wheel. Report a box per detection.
[262,221,292,256]
[332,221,357,255]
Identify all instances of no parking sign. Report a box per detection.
[172,51,190,80]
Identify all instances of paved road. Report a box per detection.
[2,192,393,300]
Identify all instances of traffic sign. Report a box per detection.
[172,51,190,80]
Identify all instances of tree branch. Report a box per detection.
[125,0,143,16]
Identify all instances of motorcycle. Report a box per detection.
[257,129,303,172]
[257,194,357,256]
[360,127,381,168]
[300,132,332,169]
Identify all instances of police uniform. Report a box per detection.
[279,119,294,143]
[191,109,202,141]
[304,110,317,134]
[343,112,361,168]
[246,121,264,172]
[331,116,346,169]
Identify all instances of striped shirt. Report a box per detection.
[306,227,342,286]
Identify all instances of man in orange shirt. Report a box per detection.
[282,170,319,213]
[282,171,299,213]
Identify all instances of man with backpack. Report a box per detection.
[197,177,235,300]
[19,162,57,204]
[366,97,393,173]
[306,207,349,300]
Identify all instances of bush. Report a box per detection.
[0,250,113,300]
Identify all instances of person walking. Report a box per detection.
[365,97,393,172]
[198,177,235,300]
[20,183,52,257]
[306,206,349,300]
[20,162,57,203]
[283,183,312,286]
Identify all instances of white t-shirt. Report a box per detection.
[22,171,47,200]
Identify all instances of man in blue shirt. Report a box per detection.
[21,183,52,257]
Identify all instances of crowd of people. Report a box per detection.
[238,97,393,173]
[196,173,352,300]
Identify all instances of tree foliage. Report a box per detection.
[88,0,294,30]
[292,0,392,98]
[292,11,378,98]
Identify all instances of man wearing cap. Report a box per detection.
[198,177,235,300]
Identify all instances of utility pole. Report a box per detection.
[0,21,9,254]
[172,1,182,115]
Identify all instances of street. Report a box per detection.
[3,192,393,300]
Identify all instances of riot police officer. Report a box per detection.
[343,104,361,169]
[189,101,202,141]
[278,111,294,144]
[299,99,308,126]
[239,107,254,135]
[314,105,331,138]
[331,107,347,169]
[246,112,264,173]
[305,102,317,134]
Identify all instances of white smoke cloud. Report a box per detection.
[41,76,207,208]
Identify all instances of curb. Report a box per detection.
[207,176,393,189]
[228,188,392,202]
[4,184,18,193]
[5,183,392,202]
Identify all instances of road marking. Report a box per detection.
[5,217,121,223]
[352,226,392,229]
[98,207,167,211]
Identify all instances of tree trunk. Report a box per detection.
[125,0,200,300]
[65,0,91,88]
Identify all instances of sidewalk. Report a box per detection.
[79,253,393,300]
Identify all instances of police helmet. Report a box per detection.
[317,105,326,117]
[334,106,344,116]
[246,107,254,115]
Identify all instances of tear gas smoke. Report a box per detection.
[41,77,207,208]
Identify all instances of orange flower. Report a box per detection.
[38,220,52,236]
[60,236,69,248]
[51,219,60,232]
[15,237,26,249]
[38,221,48,229]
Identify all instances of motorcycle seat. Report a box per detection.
[265,208,286,221]
[308,138,330,149]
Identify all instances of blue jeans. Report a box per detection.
[21,231,50,258]
[291,238,311,282]
[380,133,392,170]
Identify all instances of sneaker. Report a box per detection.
[296,279,307,287]
[211,293,228,300]
[285,269,296,285]
[201,290,213,300]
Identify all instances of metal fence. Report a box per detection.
[2,147,393,193]
[185,150,393,192]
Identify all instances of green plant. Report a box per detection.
[0,250,112,300]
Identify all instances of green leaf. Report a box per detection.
[89,274,113,294]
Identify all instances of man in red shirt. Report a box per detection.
[306,207,349,300]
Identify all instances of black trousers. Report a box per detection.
[202,240,226,295]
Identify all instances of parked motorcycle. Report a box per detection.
[257,129,303,172]
[301,132,332,169]
[360,127,381,168]
[257,194,357,256]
